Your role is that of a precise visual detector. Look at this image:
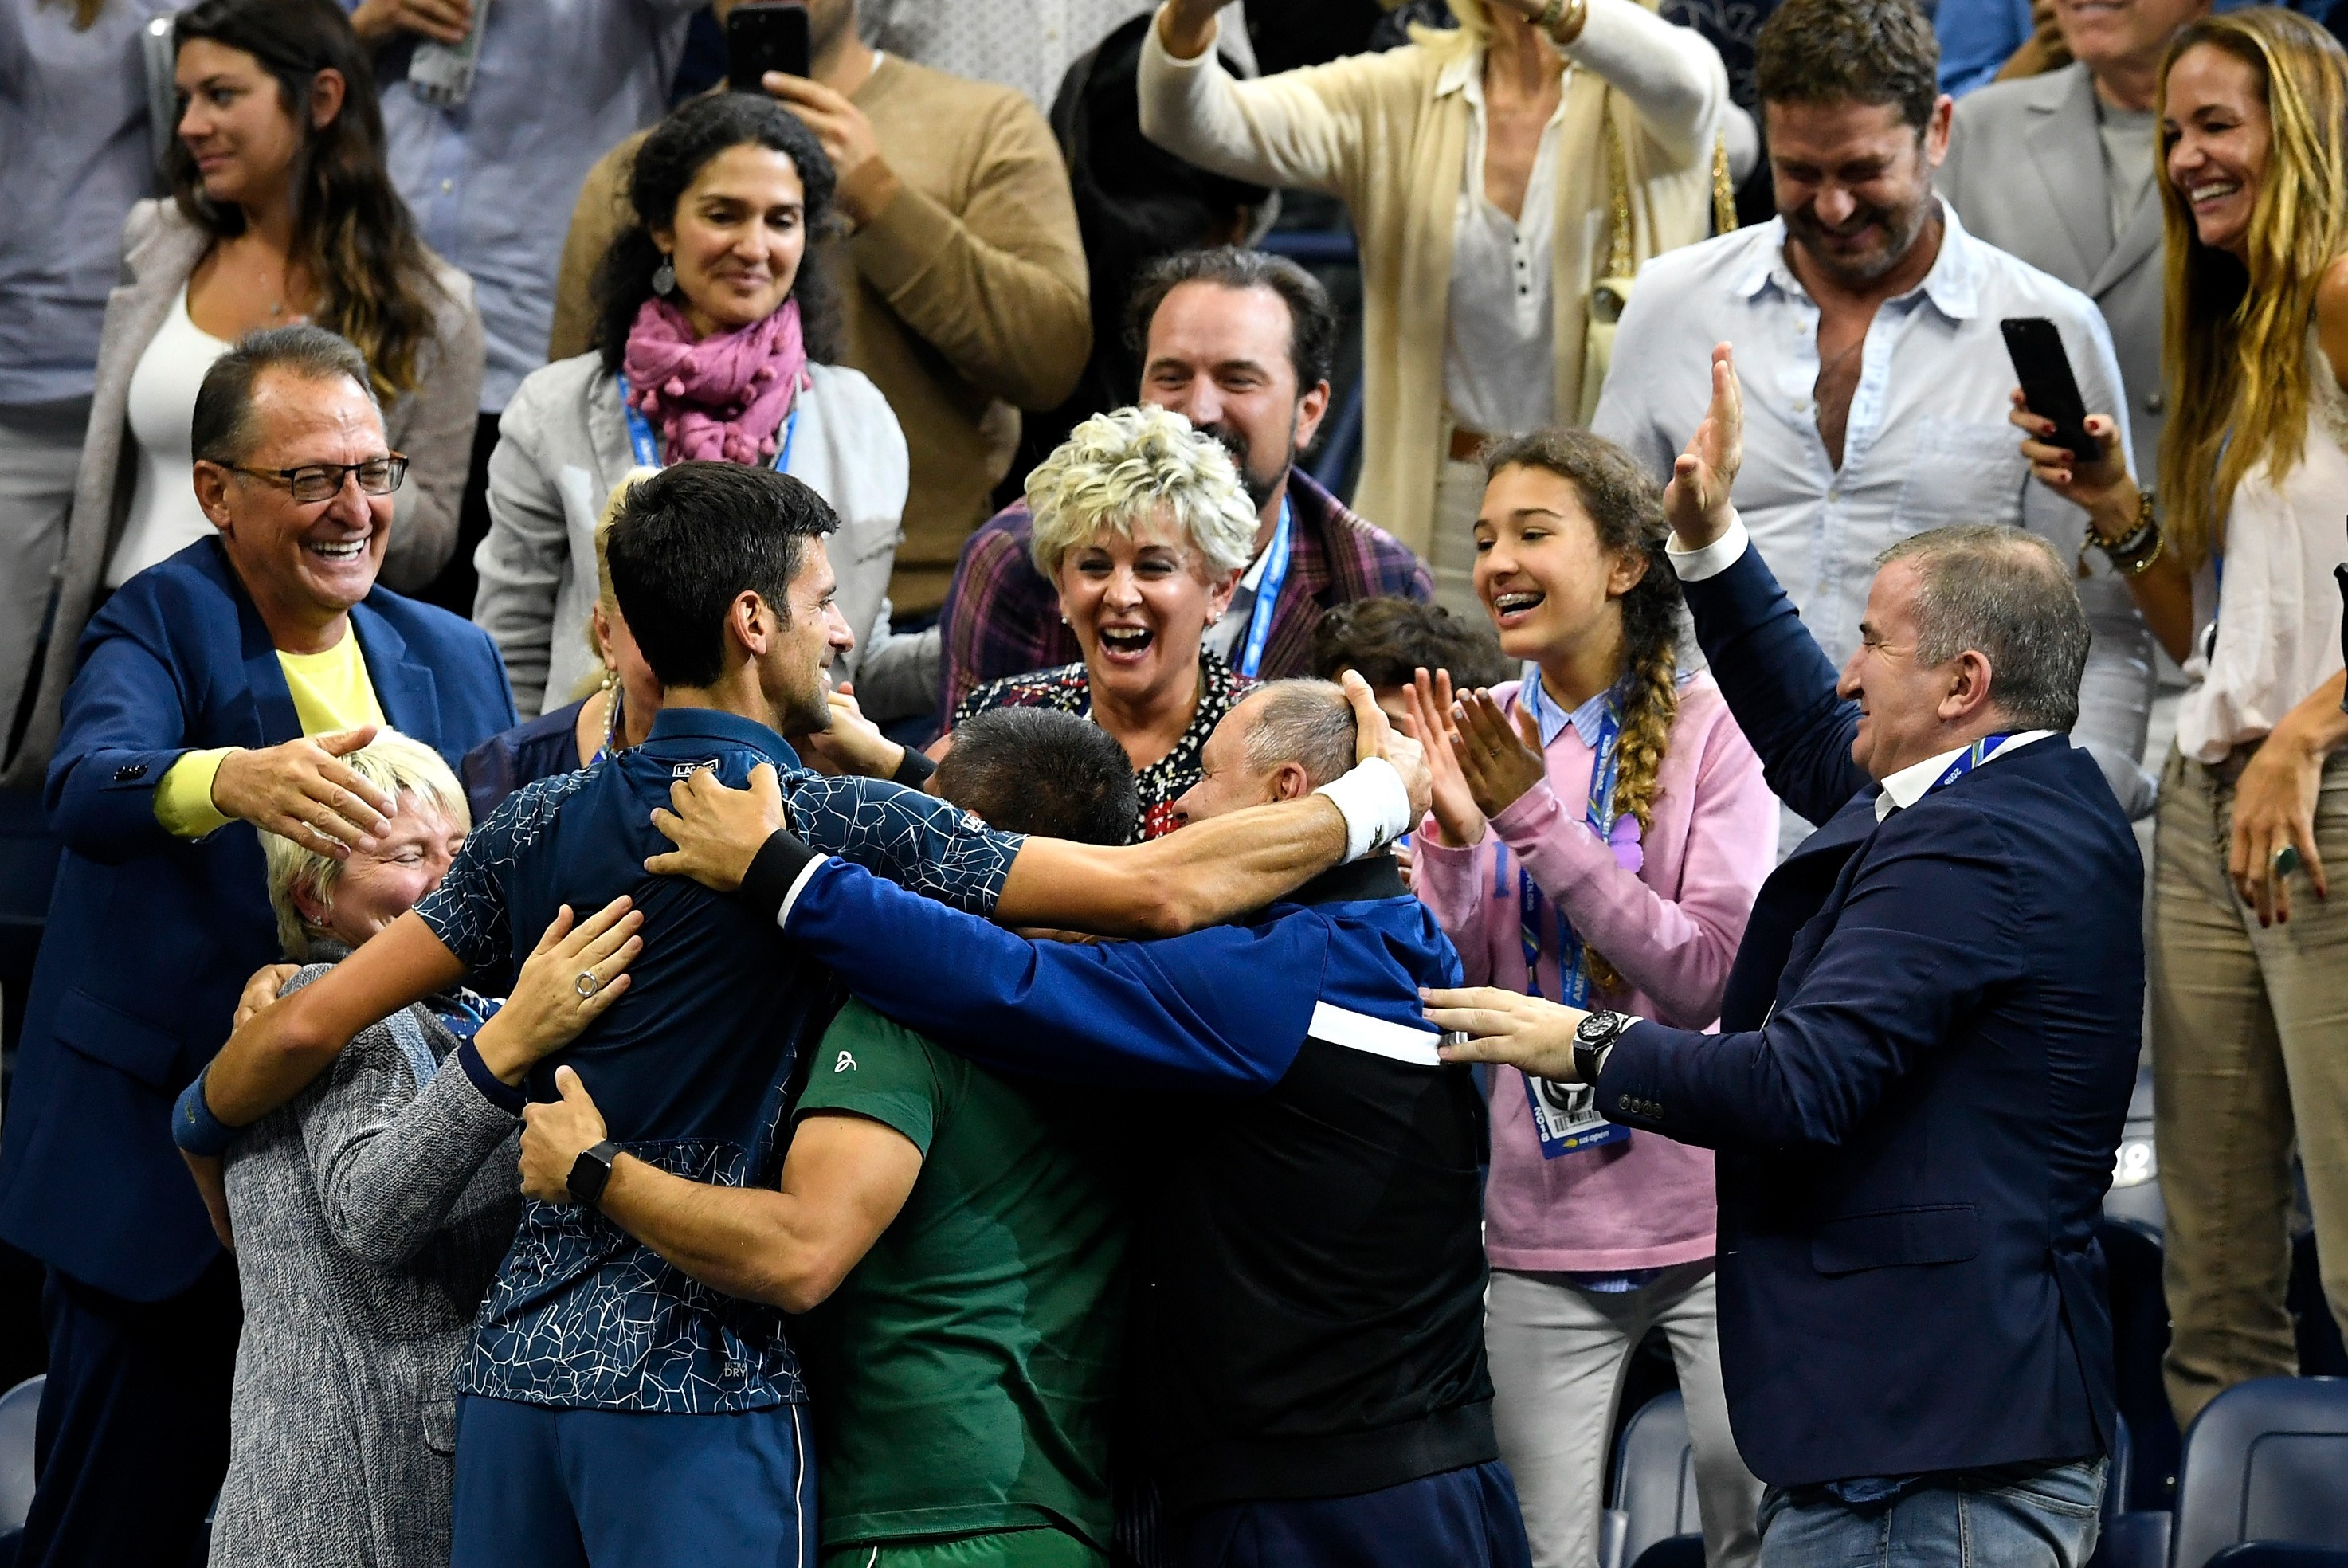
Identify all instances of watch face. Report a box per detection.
[1576,1009,1619,1045]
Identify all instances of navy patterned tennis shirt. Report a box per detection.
[414,706,1022,1414]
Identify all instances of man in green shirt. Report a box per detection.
[521,707,1142,1568]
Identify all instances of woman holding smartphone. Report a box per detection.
[2019,6,2348,1432]
[1407,428,1776,1568]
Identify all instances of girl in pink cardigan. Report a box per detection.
[1410,429,1776,1568]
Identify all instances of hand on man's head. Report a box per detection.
[210,726,396,857]
[1340,670,1433,823]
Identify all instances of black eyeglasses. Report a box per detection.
[220,454,409,504]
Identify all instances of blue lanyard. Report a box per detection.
[1927,732,2014,796]
[1502,691,1622,1007]
[617,374,799,475]
[1234,496,1292,679]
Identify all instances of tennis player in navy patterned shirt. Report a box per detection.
[181,462,1433,1568]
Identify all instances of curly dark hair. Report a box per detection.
[592,92,843,370]
[1309,596,1513,692]
[1478,427,1684,994]
[168,0,445,398]
[1754,0,1939,131]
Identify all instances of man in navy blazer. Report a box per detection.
[0,327,515,1568]
[1426,347,2141,1568]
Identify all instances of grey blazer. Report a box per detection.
[210,970,519,1568]
[3,200,485,791]
[1937,64,2167,483]
[472,351,911,716]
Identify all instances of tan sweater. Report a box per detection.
[1137,3,1723,555]
[549,55,1090,613]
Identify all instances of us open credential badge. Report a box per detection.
[1526,1074,1629,1158]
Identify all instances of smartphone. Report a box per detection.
[727,2,810,91]
[2000,316,2103,467]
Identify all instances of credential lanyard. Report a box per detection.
[1925,732,2014,798]
[1234,496,1292,679]
[618,374,800,476]
[1502,693,1633,1159]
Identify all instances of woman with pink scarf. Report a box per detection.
[475,92,913,723]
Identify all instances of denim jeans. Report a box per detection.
[1755,1458,2107,1568]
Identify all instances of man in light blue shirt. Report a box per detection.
[347,0,708,601]
[1592,0,2156,841]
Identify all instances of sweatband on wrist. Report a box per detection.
[738,829,823,925]
[891,747,937,788]
[1313,756,1413,864]
[456,1037,527,1116]
[172,1065,237,1158]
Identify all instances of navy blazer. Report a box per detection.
[0,539,515,1302]
[1597,543,2142,1486]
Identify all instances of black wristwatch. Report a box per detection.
[1574,1009,1633,1087]
[567,1139,621,1210]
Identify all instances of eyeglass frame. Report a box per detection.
[212,453,410,504]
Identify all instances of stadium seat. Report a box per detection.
[1629,1533,1707,1568]
[2103,1218,2184,1511]
[1602,1390,1703,1568]
[2202,1546,2348,1568]
[2099,1376,2348,1568]
[0,1373,44,1567]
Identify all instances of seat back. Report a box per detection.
[1613,1390,1700,1567]
[2171,1378,2348,1568]
[0,1375,43,1531]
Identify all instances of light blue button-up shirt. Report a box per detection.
[359,0,702,412]
[1593,203,2158,821]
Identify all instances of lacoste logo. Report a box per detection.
[834,1052,857,1073]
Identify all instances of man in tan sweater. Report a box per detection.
[548,0,1090,616]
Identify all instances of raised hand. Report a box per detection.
[646,762,788,893]
[473,897,645,1083]
[2009,393,2136,539]
[1455,688,1548,821]
[1341,669,1432,823]
[1405,670,1485,848]
[211,726,396,858]
[1661,342,1744,549]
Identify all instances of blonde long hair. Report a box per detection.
[2156,8,2348,568]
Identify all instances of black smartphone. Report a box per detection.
[727,2,810,91]
[2000,316,2103,467]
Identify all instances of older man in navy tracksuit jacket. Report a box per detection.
[1434,494,2142,1568]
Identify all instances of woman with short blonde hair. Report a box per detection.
[957,406,1258,839]
[2021,4,2348,1431]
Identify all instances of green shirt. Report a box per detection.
[794,1001,1129,1552]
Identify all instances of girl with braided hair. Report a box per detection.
[1409,425,1777,1568]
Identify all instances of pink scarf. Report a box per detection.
[621,296,807,466]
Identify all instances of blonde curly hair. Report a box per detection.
[1025,406,1259,584]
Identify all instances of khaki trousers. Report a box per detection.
[2152,743,2348,1428]
[1432,454,1489,621]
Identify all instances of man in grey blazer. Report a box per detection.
[1935,0,2207,484]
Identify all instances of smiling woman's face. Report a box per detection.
[1054,513,1239,708]
[295,792,466,950]
[653,142,808,339]
[2164,41,2272,258]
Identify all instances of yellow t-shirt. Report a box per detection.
[153,629,387,838]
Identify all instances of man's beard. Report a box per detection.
[778,672,833,739]
[1784,191,1936,288]
[1194,414,1296,516]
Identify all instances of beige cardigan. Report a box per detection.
[1137,3,1723,555]
[3,199,484,790]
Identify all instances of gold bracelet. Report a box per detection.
[1551,0,1592,45]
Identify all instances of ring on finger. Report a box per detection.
[574,969,600,1000]
[2274,845,2303,878]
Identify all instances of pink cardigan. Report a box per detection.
[1415,673,1777,1272]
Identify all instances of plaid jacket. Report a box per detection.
[936,470,1434,727]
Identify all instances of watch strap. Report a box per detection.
[567,1139,621,1209]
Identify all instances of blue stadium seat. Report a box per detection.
[2168,1376,2348,1568]
[1602,1390,1704,1568]
[2202,1546,2348,1568]
[0,1373,44,1567]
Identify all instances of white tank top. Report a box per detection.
[106,284,233,587]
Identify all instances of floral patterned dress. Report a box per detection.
[952,653,1252,841]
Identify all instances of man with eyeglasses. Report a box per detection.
[0,323,516,1568]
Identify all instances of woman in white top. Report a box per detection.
[2022,6,2348,1433]
[1138,0,1743,612]
[473,92,911,718]
[6,0,483,791]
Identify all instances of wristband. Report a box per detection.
[172,1064,238,1158]
[738,829,824,925]
[456,1037,528,1116]
[1313,756,1413,864]
[891,747,937,789]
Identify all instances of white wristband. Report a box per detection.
[1313,756,1412,864]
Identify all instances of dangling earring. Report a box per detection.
[651,253,676,296]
